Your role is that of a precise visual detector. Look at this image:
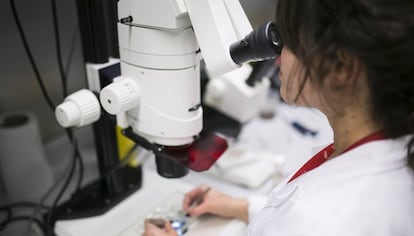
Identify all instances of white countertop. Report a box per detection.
[54,103,333,236]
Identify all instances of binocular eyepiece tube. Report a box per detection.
[230,21,283,65]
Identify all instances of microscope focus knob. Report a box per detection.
[55,89,101,127]
[100,77,140,115]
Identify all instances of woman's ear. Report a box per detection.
[335,49,362,84]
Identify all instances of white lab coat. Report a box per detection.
[247,135,414,236]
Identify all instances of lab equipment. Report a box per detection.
[146,217,190,235]
[170,218,189,236]
[118,191,193,236]
[143,187,211,235]
[230,21,283,65]
[50,0,285,227]
[55,0,283,178]
[165,187,211,234]
[54,161,249,236]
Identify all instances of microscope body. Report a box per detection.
[49,1,283,229]
[56,0,282,176]
[102,0,253,147]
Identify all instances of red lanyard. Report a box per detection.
[287,131,386,183]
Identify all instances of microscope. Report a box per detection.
[52,0,282,223]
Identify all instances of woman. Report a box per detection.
[144,0,414,235]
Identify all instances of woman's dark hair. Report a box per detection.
[275,0,414,170]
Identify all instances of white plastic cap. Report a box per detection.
[100,77,140,115]
[55,100,81,127]
[55,89,101,127]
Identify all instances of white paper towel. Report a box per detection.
[0,111,54,202]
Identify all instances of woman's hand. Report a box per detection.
[143,186,249,236]
[143,219,178,236]
[183,186,248,223]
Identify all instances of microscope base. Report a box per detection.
[47,165,142,222]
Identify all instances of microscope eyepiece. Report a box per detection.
[230,21,283,65]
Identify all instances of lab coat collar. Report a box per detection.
[290,135,413,188]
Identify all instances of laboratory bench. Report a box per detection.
[0,103,333,236]
[54,103,333,236]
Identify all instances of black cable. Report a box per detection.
[10,1,84,235]
[51,0,84,193]
[10,2,64,233]
[64,26,80,77]
[75,148,84,191]
[51,0,68,98]
[64,128,84,192]
[9,0,56,111]
[29,145,76,236]
[45,139,77,232]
